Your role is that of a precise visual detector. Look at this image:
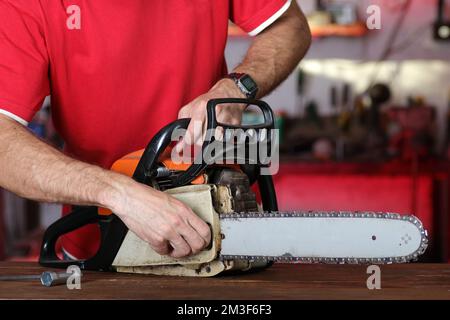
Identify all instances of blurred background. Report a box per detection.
[1,0,449,263]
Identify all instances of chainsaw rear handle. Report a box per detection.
[39,207,97,268]
[40,206,129,270]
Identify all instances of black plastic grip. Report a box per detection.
[133,118,190,184]
[39,207,98,268]
[39,206,136,270]
[174,99,275,186]
[206,98,274,131]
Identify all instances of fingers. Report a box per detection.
[188,106,207,147]
[214,107,243,141]
[173,220,207,256]
[176,101,207,154]
[178,106,190,119]
[168,236,192,258]
[154,200,211,258]
[175,106,190,153]
[216,106,244,126]
[186,215,212,246]
[156,219,192,258]
[167,206,211,257]
[147,235,171,256]
[177,98,244,155]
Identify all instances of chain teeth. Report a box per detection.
[219,210,428,265]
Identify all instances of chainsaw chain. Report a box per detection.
[219,211,429,265]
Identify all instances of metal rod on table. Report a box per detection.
[0,271,81,287]
[0,275,41,281]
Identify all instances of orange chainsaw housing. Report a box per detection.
[98,148,207,216]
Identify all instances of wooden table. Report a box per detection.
[0,262,449,300]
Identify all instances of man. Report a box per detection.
[0,0,311,260]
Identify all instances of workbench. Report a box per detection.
[0,262,449,300]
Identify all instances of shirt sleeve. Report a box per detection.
[230,0,292,36]
[0,0,50,125]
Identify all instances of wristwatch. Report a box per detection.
[226,73,259,99]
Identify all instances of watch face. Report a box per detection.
[241,75,258,92]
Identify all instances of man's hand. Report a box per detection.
[176,1,311,150]
[109,177,212,258]
[176,78,247,151]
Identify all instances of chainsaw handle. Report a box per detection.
[174,99,275,186]
[133,118,190,184]
[39,207,98,268]
[258,174,278,212]
[206,98,274,131]
[39,205,129,270]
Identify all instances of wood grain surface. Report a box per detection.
[0,262,449,300]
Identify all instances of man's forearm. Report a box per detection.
[0,114,212,257]
[233,1,311,98]
[0,115,127,209]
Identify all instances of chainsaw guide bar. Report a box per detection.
[219,211,428,264]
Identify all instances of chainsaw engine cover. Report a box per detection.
[112,169,271,277]
[112,185,221,268]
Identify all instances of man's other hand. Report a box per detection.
[176,79,247,152]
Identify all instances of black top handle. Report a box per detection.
[173,98,276,186]
[174,98,278,212]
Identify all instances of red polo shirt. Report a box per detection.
[0,0,291,259]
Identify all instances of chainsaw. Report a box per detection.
[39,98,428,277]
